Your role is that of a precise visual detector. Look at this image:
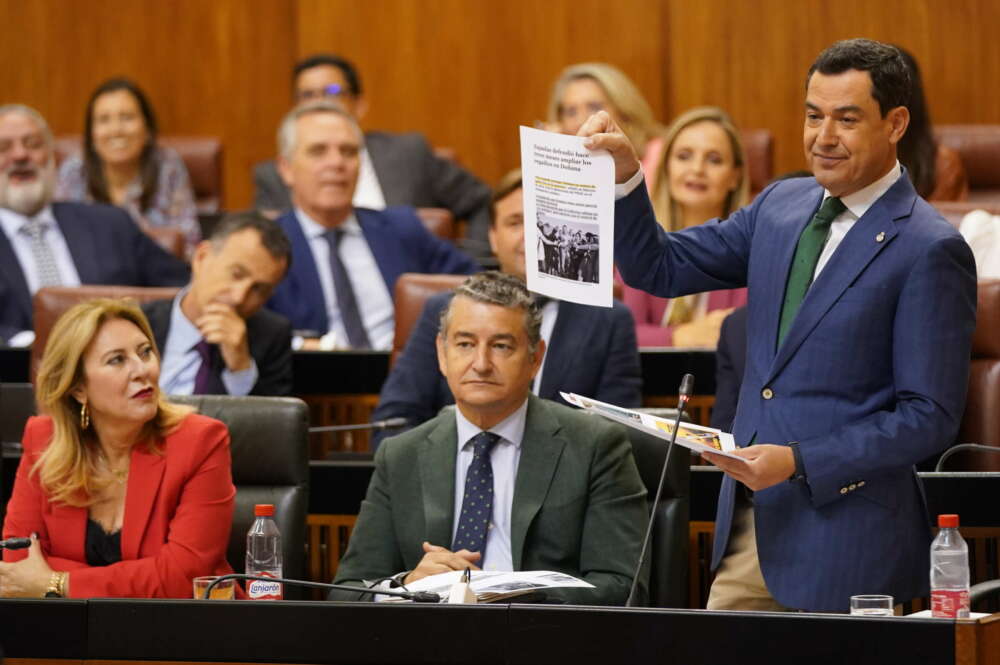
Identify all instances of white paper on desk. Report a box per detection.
[561,392,746,462]
[519,126,614,307]
[396,570,594,603]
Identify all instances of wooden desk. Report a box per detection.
[1,599,997,665]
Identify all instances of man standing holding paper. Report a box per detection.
[582,39,976,612]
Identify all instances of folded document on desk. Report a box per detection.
[396,570,594,603]
[561,392,744,461]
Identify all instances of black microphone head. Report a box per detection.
[0,537,32,550]
[679,373,695,397]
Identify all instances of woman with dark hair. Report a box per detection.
[57,78,200,254]
[896,47,968,201]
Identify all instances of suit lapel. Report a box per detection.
[538,302,581,397]
[122,443,166,560]
[356,209,396,292]
[766,177,912,382]
[0,228,33,328]
[54,203,100,283]
[418,413,459,547]
[511,396,565,570]
[281,213,329,333]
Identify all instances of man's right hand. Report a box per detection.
[579,110,641,184]
[404,541,481,584]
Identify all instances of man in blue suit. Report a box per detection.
[583,39,976,612]
[0,104,189,345]
[265,101,478,350]
[371,169,642,446]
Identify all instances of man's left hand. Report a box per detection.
[0,534,54,598]
[196,303,251,371]
[702,444,796,492]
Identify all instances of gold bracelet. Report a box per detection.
[45,571,66,598]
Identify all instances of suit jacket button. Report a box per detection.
[849,483,857,491]
[840,487,848,494]
[858,480,866,487]
[761,388,774,400]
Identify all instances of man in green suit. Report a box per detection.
[331,271,648,605]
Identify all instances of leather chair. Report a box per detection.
[935,126,1000,205]
[628,407,690,608]
[54,135,223,214]
[170,395,309,595]
[414,207,456,241]
[740,129,774,195]
[391,274,469,366]
[932,201,1000,229]
[948,279,1000,471]
[0,382,37,525]
[31,285,180,381]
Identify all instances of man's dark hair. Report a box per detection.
[210,210,293,272]
[293,54,362,96]
[490,168,522,227]
[807,39,911,116]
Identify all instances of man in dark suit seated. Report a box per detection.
[710,305,747,432]
[254,54,493,257]
[265,101,478,350]
[142,211,293,396]
[371,169,642,446]
[331,272,647,605]
[0,104,189,346]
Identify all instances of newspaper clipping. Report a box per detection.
[520,126,614,307]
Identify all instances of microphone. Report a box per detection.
[309,417,408,434]
[625,373,694,608]
[0,537,31,550]
[934,443,1000,472]
[202,573,441,603]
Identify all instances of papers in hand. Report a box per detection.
[560,392,746,462]
[395,570,594,604]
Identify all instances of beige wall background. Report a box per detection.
[2,0,996,210]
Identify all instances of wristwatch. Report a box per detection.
[788,441,807,483]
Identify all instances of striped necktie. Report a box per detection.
[20,217,63,288]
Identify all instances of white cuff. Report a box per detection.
[615,167,645,200]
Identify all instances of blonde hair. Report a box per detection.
[649,107,751,233]
[33,298,192,507]
[547,63,663,157]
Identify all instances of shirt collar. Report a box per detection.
[0,204,57,236]
[454,397,529,453]
[294,207,360,240]
[168,287,206,352]
[825,160,902,220]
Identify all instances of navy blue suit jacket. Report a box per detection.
[615,174,976,611]
[266,207,478,335]
[371,291,643,447]
[0,202,190,341]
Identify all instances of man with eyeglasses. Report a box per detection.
[253,54,493,257]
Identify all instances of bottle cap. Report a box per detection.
[938,514,959,528]
[254,504,275,517]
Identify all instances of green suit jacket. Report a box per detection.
[332,395,648,605]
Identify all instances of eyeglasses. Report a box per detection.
[298,84,350,102]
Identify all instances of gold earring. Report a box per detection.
[80,402,90,430]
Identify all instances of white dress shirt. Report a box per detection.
[293,208,395,349]
[452,398,528,572]
[352,147,387,210]
[158,290,258,396]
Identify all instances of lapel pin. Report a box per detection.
[875,231,886,243]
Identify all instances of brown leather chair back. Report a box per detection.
[32,285,181,382]
[414,207,456,241]
[392,274,466,366]
[935,126,1000,204]
[932,201,1000,229]
[955,279,1000,470]
[145,226,187,259]
[740,129,774,195]
[54,135,223,214]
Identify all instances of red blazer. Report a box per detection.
[2,413,236,598]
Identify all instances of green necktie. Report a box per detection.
[776,196,846,347]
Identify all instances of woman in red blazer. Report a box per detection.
[0,299,236,598]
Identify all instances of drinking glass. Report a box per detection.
[850,594,894,616]
[193,576,235,600]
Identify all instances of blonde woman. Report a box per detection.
[547,62,666,185]
[625,107,750,347]
[0,299,237,598]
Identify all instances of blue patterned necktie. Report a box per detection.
[451,431,501,558]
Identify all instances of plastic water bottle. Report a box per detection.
[246,504,283,600]
[930,513,969,618]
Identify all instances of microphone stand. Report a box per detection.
[934,443,1000,471]
[625,373,694,608]
[309,418,407,434]
[202,573,441,603]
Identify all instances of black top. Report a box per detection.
[85,519,122,567]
